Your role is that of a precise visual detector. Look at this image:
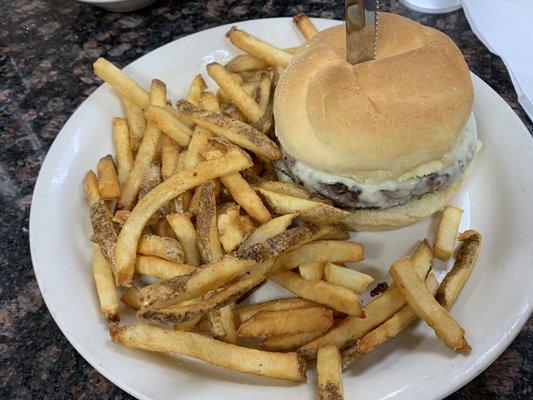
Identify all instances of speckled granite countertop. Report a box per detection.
[1,0,531,398]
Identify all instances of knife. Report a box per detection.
[345,0,380,64]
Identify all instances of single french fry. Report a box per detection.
[135,255,195,280]
[317,345,343,400]
[435,230,482,309]
[434,206,464,261]
[138,162,162,201]
[258,77,272,111]
[195,181,223,264]
[207,63,264,123]
[226,27,293,67]
[114,145,252,285]
[299,262,325,282]
[299,254,434,358]
[235,298,318,325]
[97,154,121,199]
[174,316,202,332]
[121,286,142,310]
[239,213,297,249]
[121,96,146,151]
[144,105,192,147]
[112,118,134,187]
[257,189,350,225]
[184,126,212,169]
[93,58,150,108]
[323,263,374,294]
[242,82,259,99]
[89,199,117,269]
[238,306,333,337]
[411,239,434,278]
[274,240,364,271]
[83,170,102,206]
[113,210,158,226]
[110,323,307,381]
[261,330,325,352]
[270,271,363,316]
[255,181,311,199]
[226,54,268,72]
[221,172,271,223]
[218,304,238,344]
[177,100,280,160]
[188,74,207,107]
[166,213,201,267]
[92,245,120,322]
[161,135,180,180]
[390,258,469,352]
[342,274,440,367]
[200,91,221,113]
[139,224,333,307]
[217,203,255,252]
[293,12,318,39]
[137,234,184,263]
[119,79,167,210]
[153,218,177,239]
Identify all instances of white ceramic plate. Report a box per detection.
[30,18,533,400]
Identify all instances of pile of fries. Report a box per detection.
[84,13,482,398]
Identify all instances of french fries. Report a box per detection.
[226,27,293,67]
[299,262,325,281]
[135,255,195,280]
[96,155,121,199]
[176,100,281,160]
[195,181,223,264]
[261,330,325,352]
[144,105,192,147]
[226,54,268,72]
[83,170,102,206]
[390,258,470,352]
[434,206,464,261]
[160,135,180,180]
[235,297,318,324]
[121,96,146,151]
[323,263,374,294]
[317,345,343,400]
[207,62,264,123]
[121,286,142,310]
[119,79,167,210]
[110,323,307,382]
[92,245,120,322]
[112,118,134,187]
[255,180,311,199]
[239,213,297,249]
[93,58,150,109]
[258,77,272,112]
[218,304,238,343]
[270,271,363,316]
[200,91,220,113]
[114,145,252,286]
[257,188,350,225]
[166,213,201,267]
[217,203,254,251]
[238,306,333,337]
[220,172,271,223]
[293,13,318,39]
[188,74,207,107]
[137,234,184,263]
[89,199,117,270]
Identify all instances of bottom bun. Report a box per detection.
[342,163,473,231]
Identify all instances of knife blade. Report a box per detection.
[345,0,380,64]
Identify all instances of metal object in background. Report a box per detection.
[345,0,380,64]
[399,0,462,14]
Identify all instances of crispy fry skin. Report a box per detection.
[195,181,223,264]
[121,97,146,151]
[293,12,318,39]
[90,199,118,269]
[112,118,134,186]
[166,213,201,267]
[137,234,184,263]
[226,54,268,72]
[434,206,463,261]
[144,106,192,147]
[317,345,343,400]
[92,245,120,322]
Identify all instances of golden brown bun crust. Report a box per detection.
[274,13,474,182]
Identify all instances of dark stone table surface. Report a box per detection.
[1,0,531,398]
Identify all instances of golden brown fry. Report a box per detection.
[299,262,325,282]
[195,181,223,264]
[217,304,238,343]
[293,12,318,39]
[113,210,158,226]
[226,54,268,72]
[92,245,120,322]
[435,230,482,309]
[96,154,120,200]
[221,172,271,223]
[135,255,195,280]
[261,330,326,352]
[110,323,307,381]
[270,271,363,316]
[93,58,150,109]
[188,74,207,107]
[239,69,272,83]
[239,213,297,249]
[139,224,329,307]
[166,213,200,267]
[238,306,333,337]
[177,100,280,160]
[138,162,162,201]
[121,286,142,310]
[112,118,134,187]
[217,203,255,252]
[242,82,259,99]
[89,199,117,269]
[274,240,364,271]
[119,79,167,210]
[235,298,318,325]
[184,126,212,169]
[144,105,192,147]
[174,316,202,332]
[121,96,146,151]
[83,170,101,206]
[317,345,343,400]
[161,135,180,180]
[207,63,264,123]
[255,181,311,199]
[434,206,464,261]
[258,77,272,112]
[114,145,252,286]
[153,218,177,239]
[323,263,374,294]
[226,27,293,67]
[257,188,350,225]
[137,234,184,263]
[411,239,434,278]
[390,258,469,352]
[200,91,221,113]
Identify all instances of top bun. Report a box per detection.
[274,13,474,183]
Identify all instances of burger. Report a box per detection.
[273,13,479,230]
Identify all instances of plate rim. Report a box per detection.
[29,16,533,400]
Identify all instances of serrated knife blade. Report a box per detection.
[345,0,380,64]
